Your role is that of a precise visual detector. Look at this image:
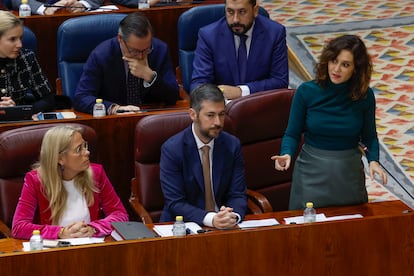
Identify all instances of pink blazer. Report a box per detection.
[12,163,128,239]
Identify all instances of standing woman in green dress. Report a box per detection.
[271,34,387,210]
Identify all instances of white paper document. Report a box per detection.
[23,237,104,251]
[238,218,279,229]
[284,214,327,224]
[284,213,363,224]
[153,222,202,237]
[323,214,363,221]
[89,5,119,12]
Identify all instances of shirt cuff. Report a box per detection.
[79,0,91,9]
[143,71,157,88]
[239,85,250,97]
[202,212,216,227]
[233,212,241,224]
[37,5,46,15]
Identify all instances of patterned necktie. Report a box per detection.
[126,70,141,106]
[237,34,248,83]
[201,146,215,212]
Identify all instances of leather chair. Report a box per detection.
[130,112,192,224]
[23,26,37,53]
[130,112,271,224]
[0,123,97,238]
[177,4,269,93]
[224,88,302,211]
[57,13,127,99]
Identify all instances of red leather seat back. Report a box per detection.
[0,123,97,228]
[134,112,192,222]
[224,89,301,211]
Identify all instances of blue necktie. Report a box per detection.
[237,34,248,83]
[126,71,141,106]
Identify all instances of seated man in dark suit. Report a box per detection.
[11,0,101,15]
[160,83,247,228]
[190,0,288,100]
[74,12,179,114]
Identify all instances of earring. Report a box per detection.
[59,164,64,172]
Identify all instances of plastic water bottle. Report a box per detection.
[19,0,31,17]
[138,0,150,9]
[29,230,43,251]
[172,216,186,237]
[93,98,106,117]
[303,202,316,223]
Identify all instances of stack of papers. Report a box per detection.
[153,222,202,237]
[238,218,279,229]
[23,237,105,251]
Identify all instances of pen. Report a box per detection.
[197,229,212,234]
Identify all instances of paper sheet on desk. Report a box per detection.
[238,218,279,229]
[284,213,363,224]
[153,222,202,237]
[22,237,104,251]
[89,5,119,12]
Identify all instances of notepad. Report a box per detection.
[111,221,157,240]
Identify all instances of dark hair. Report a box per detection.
[226,0,257,7]
[118,12,153,40]
[190,84,225,113]
[314,34,372,101]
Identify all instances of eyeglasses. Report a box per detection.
[72,141,88,155]
[122,39,153,56]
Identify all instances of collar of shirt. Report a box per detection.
[233,21,255,56]
[191,123,215,153]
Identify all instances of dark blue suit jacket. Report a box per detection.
[190,15,288,93]
[74,37,179,113]
[160,126,247,225]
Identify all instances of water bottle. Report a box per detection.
[138,0,150,9]
[19,0,31,17]
[29,230,43,251]
[303,202,316,223]
[172,215,186,237]
[93,98,106,117]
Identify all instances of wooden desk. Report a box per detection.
[0,200,413,275]
[0,100,190,218]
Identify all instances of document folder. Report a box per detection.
[111,221,157,240]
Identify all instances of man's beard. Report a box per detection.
[228,21,253,35]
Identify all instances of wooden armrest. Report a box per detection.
[129,178,153,224]
[247,197,262,214]
[175,66,190,101]
[0,220,11,238]
[247,189,273,214]
[55,78,63,96]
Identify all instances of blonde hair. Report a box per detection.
[36,125,97,224]
[0,11,22,38]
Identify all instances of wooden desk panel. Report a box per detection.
[0,101,189,218]
[0,201,413,275]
